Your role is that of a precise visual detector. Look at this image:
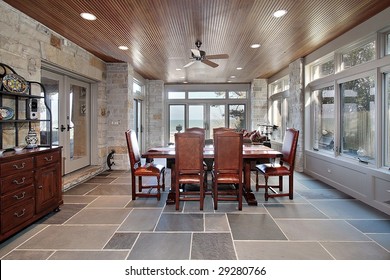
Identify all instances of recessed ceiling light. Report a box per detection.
[118,46,129,50]
[250,44,261,49]
[230,75,236,79]
[80,12,97,20]
[176,68,182,71]
[273,10,287,18]
[236,67,243,70]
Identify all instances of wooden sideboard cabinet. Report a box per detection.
[0,147,62,242]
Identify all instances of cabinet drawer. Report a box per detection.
[1,186,35,211]
[0,157,34,176]
[35,151,60,167]
[1,199,34,234]
[0,171,34,195]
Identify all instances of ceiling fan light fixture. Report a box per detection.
[273,10,287,18]
[80,12,97,20]
[118,45,129,50]
[250,43,261,49]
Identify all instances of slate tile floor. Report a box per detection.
[1,162,389,260]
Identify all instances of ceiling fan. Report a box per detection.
[183,40,229,68]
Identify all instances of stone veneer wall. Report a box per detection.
[250,79,268,131]
[0,2,107,180]
[105,63,135,170]
[145,80,165,149]
[287,58,304,172]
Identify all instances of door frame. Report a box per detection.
[41,64,97,175]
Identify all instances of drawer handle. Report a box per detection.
[14,209,26,218]
[44,156,53,161]
[13,192,26,200]
[37,185,43,189]
[13,162,26,170]
[12,177,26,185]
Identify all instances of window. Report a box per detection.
[386,32,390,56]
[168,91,185,99]
[133,81,142,94]
[385,73,390,167]
[169,105,185,141]
[340,40,376,70]
[269,76,289,142]
[229,104,246,130]
[269,76,289,96]
[188,91,225,99]
[229,91,247,99]
[340,75,376,163]
[312,86,335,152]
[311,59,335,80]
[166,85,250,142]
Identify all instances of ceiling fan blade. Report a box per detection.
[202,59,219,68]
[205,54,229,60]
[191,49,201,58]
[184,61,196,68]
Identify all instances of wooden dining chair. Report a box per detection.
[125,129,165,201]
[185,127,210,189]
[213,127,235,137]
[212,130,243,210]
[255,128,299,201]
[174,131,205,210]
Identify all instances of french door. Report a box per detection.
[133,98,143,151]
[41,70,91,174]
[169,104,227,141]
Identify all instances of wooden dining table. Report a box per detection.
[142,144,282,206]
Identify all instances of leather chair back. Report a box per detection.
[281,128,299,169]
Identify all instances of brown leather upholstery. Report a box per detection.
[212,130,243,210]
[125,130,165,201]
[255,128,299,201]
[185,127,209,186]
[213,127,235,137]
[175,132,205,210]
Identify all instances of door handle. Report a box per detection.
[67,124,74,131]
[60,125,66,132]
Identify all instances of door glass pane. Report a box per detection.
[69,84,87,160]
[188,105,204,128]
[313,86,335,152]
[169,105,185,143]
[385,73,390,167]
[228,104,245,130]
[271,98,283,142]
[209,105,225,138]
[41,77,59,146]
[341,75,375,163]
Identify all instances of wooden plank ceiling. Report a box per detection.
[4,0,390,83]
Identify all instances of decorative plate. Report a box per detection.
[2,73,29,94]
[0,106,14,120]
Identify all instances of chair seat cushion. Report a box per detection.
[178,174,202,184]
[256,163,291,176]
[134,163,165,176]
[213,172,240,184]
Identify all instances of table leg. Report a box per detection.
[243,159,258,206]
[166,159,175,204]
